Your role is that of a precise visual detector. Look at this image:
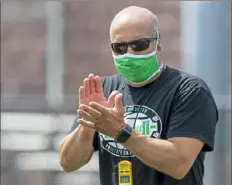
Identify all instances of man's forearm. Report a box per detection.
[59,125,95,172]
[122,130,187,179]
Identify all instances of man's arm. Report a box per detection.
[122,83,218,179]
[123,131,203,179]
[59,75,107,172]
[59,116,98,172]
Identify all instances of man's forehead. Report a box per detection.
[111,24,152,42]
[110,20,153,42]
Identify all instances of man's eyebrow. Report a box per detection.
[112,36,155,43]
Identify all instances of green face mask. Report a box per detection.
[113,50,162,83]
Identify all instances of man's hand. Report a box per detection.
[79,74,105,106]
[77,93,125,137]
[78,74,120,124]
[79,74,119,107]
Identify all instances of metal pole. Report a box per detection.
[45,1,64,110]
[181,1,230,185]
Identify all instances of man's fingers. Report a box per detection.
[107,91,120,107]
[89,102,109,115]
[79,104,102,118]
[79,86,86,104]
[95,75,103,93]
[115,93,124,112]
[88,74,96,94]
[78,119,95,129]
[83,78,90,96]
[77,109,94,122]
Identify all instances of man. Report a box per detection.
[59,6,218,185]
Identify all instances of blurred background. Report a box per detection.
[1,1,231,185]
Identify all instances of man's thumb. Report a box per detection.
[107,91,120,107]
[115,93,123,112]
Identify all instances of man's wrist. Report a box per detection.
[115,124,133,143]
[79,124,95,137]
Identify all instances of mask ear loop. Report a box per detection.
[153,23,160,54]
[154,26,164,70]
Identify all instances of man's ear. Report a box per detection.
[157,43,162,52]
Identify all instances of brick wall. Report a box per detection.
[1,1,181,98]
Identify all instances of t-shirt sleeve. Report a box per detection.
[68,114,99,151]
[167,80,218,152]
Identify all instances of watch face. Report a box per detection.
[116,124,132,143]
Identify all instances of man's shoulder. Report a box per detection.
[167,66,211,93]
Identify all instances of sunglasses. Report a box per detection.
[111,37,157,55]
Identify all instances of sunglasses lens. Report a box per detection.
[130,40,150,52]
[111,43,127,55]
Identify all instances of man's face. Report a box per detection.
[110,21,159,56]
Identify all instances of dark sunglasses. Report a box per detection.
[111,37,157,55]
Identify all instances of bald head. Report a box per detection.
[110,6,160,42]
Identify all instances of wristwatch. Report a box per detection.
[115,124,133,143]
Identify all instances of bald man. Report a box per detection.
[59,6,218,185]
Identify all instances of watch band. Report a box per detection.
[115,124,132,143]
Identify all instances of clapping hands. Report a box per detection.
[78,74,125,137]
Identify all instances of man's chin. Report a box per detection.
[127,71,162,87]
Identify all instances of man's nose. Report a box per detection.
[127,46,136,54]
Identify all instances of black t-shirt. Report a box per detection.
[70,66,218,185]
